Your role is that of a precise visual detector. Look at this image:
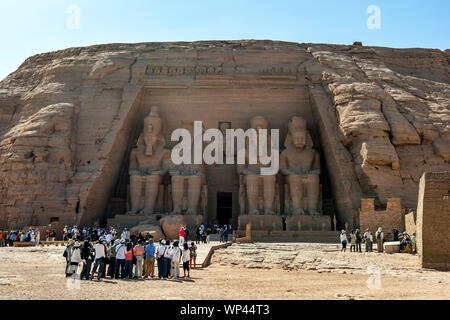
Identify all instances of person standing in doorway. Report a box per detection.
[223,225,229,242]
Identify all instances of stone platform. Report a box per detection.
[237,230,339,243]
[238,215,283,231]
[286,216,332,231]
[238,215,332,232]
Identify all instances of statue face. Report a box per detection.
[250,117,268,131]
[143,119,162,156]
[289,119,307,150]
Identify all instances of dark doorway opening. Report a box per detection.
[217,192,232,226]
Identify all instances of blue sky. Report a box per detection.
[0,0,449,81]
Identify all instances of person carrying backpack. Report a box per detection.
[90,237,107,280]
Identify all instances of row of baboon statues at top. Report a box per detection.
[128,107,321,217]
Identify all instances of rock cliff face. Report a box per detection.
[0,41,448,229]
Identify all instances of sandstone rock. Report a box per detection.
[159,214,202,240]
[130,224,165,240]
[0,41,448,229]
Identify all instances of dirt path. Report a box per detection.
[0,244,448,300]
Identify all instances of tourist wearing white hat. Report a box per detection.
[170,241,182,278]
[114,239,127,279]
[90,237,107,280]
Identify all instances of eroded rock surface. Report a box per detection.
[211,242,450,285]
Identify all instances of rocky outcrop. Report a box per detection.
[306,44,449,215]
[0,41,448,229]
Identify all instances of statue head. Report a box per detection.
[250,116,269,130]
[141,106,165,156]
[285,116,312,151]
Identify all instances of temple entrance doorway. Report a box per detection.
[217,192,233,226]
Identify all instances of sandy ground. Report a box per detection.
[0,242,448,300]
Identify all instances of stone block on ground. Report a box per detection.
[130,224,165,240]
[384,241,400,254]
[159,215,203,240]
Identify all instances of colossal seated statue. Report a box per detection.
[280,116,321,216]
[169,122,206,215]
[129,106,171,215]
[237,116,277,215]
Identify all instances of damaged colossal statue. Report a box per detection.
[169,122,206,215]
[237,116,277,215]
[280,116,321,216]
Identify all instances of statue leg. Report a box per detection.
[288,175,305,215]
[186,176,202,214]
[306,174,320,215]
[171,176,184,214]
[130,174,143,214]
[263,175,276,215]
[245,175,259,215]
[143,175,162,215]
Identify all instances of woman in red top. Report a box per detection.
[125,242,134,279]
[179,227,186,246]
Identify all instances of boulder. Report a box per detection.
[159,215,203,240]
[130,224,165,241]
[384,241,400,254]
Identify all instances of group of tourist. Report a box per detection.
[340,227,416,253]
[62,225,120,242]
[0,229,41,246]
[64,225,200,281]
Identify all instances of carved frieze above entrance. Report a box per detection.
[146,65,195,76]
[146,65,224,77]
[259,66,297,80]
[145,64,300,81]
